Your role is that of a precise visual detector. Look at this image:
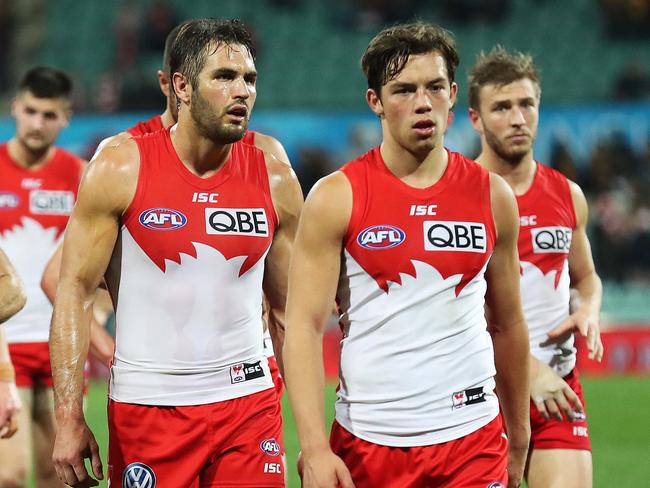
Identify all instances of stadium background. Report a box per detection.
[0,0,649,486]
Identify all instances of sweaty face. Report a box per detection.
[374,52,457,156]
[476,78,539,164]
[12,91,70,154]
[189,43,257,144]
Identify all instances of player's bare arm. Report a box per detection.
[0,250,25,439]
[262,154,303,374]
[548,182,603,361]
[42,243,115,367]
[50,141,138,488]
[484,173,531,488]
[284,172,355,488]
[254,133,291,166]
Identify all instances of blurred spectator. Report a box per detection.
[0,0,12,91]
[439,0,511,23]
[549,137,581,183]
[601,0,650,38]
[114,0,142,69]
[613,60,650,101]
[295,147,334,195]
[139,0,179,55]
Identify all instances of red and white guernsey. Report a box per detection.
[0,144,82,343]
[126,114,164,137]
[110,128,277,406]
[517,163,576,377]
[336,148,499,446]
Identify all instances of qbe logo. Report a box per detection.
[259,438,281,456]
[357,225,405,250]
[230,360,265,384]
[122,462,156,488]
[29,190,74,215]
[531,226,572,253]
[0,192,20,210]
[205,208,268,236]
[424,221,486,253]
[139,208,187,230]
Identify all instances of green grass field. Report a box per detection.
[76,377,649,488]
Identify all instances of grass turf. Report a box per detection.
[70,376,649,488]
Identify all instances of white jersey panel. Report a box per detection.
[521,260,575,377]
[110,228,273,405]
[0,217,59,343]
[335,251,499,447]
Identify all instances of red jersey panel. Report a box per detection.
[335,148,500,446]
[110,128,278,406]
[517,163,577,376]
[241,131,256,146]
[0,143,82,342]
[126,115,165,137]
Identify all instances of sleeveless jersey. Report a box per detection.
[126,115,164,137]
[0,143,82,343]
[241,131,256,146]
[517,163,577,377]
[336,148,499,446]
[110,128,278,406]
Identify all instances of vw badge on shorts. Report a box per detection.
[123,462,156,488]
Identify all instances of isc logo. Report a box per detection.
[424,221,486,252]
[139,208,187,230]
[532,226,571,253]
[205,208,268,236]
[230,360,266,384]
[192,192,219,203]
[357,225,405,249]
[0,192,20,210]
[29,190,74,215]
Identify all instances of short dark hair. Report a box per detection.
[468,46,541,110]
[361,22,459,95]
[169,18,255,90]
[163,22,187,73]
[18,66,73,99]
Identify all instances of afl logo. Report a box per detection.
[139,208,187,230]
[357,225,405,250]
[259,438,281,456]
[123,462,156,488]
[0,192,19,210]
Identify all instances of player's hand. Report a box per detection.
[0,380,21,438]
[52,417,103,487]
[530,360,583,421]
[547,308,603,362]
[298,447,355,488]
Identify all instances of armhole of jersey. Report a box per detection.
[565,178,578,229]
[121,137,147,228]
[341,167,362,249]
[259,151,280,233]
[483,171,497,250]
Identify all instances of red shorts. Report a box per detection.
[267,355,284,399]
[330,416,508,488]
[530,368,591,451]
[8,342,53,388]
[108,388,285,487]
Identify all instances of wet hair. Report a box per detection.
[169,18,255,89]
[18,66,72,99]
[361,22,459,95]
[468,46,541,110]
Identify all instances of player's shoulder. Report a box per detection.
[88,134,140,181]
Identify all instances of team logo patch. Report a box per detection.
[487,483,505,488]
[205,208,268,236]
[531,226,572,253]
[0,192,20,210]
[139,208,187,230]
[259,438,281,456]
[29,190,74,215]
[230,361,265,384]
[357,225,405,249]
[452,387,486,410]
[424,221,487,252]
[123,462,156,488]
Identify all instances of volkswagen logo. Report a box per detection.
[123,462,156,488]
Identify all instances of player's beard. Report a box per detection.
[18,132,51,158]
[483,122,534,166]
[190,88,247,144]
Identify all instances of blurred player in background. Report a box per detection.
[0,249,26,441]
[469,46,603,488]
[284,22,530,488]
[0,66,112,488]
[50,18,301,488]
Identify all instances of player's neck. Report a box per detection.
[476,148,536,196]
[379,139,448,189]
[160,108,175,129]
[7,138,54,170]
[169,122,232,178]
